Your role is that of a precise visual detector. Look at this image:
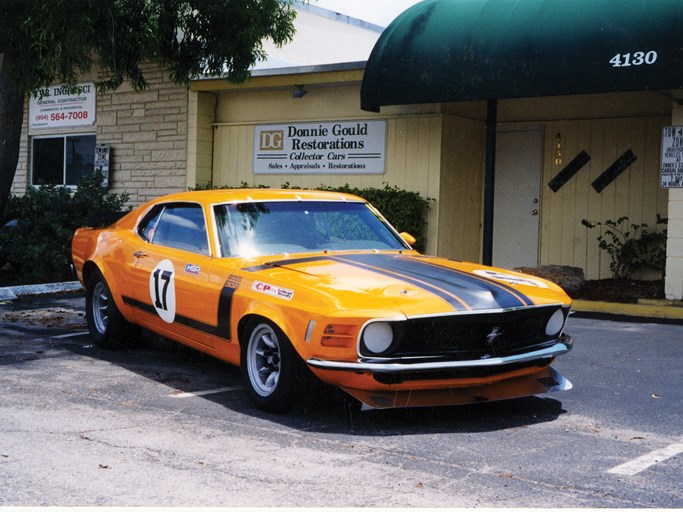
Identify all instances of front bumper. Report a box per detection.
[307,334,572,373]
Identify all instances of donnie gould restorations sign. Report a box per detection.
[254,120,386,174]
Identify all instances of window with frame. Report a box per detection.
[31,134,96,186]
[138,203,210,256]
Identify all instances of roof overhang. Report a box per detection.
[191,61,366,92]
[361,0,683,112]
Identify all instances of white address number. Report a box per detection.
[609,51,657,67]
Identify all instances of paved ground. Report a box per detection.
[0,292,681,507]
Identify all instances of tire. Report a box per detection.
[240,319,309,413]
[86,270,137,349]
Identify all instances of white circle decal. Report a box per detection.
[473,269,549,288]
[149,259,176,323]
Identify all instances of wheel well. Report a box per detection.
[237,314,267,346]
[81,261,101,290]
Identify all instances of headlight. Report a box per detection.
[362,322,394,354]
[545,308,566,337]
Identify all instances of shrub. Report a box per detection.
[0,172,129,282]
[581,216,667,279]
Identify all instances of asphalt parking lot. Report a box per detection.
[1,292,681,507]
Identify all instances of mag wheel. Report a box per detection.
[240,319,305,413]
[86,270,136,348]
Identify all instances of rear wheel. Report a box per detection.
[240,319,308,412]
[86,270,136,348]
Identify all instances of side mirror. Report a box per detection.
[399,232,416,246]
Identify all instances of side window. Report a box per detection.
[137,206,164,242]
[152,204,210,256]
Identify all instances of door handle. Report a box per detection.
[134,251,147,259]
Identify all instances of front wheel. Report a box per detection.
[240,319,308,413]
[86,270,136,349]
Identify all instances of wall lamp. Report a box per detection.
[292,84,308,98]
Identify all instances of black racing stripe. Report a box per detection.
[122,292,233,341]
[242,256,328,272]
[240,253,532,310]
[332,254,531,309]
[216,284,235,340]
[410,256,534,306]
[327,256,466,310]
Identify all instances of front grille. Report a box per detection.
[361,305,564,360]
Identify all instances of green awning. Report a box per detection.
[361,0,683,112]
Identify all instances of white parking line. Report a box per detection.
[169,386,241,398]
[608,442,683,476]
[51,331,89,339]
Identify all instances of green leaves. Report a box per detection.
[0,172,129,282]
[582,216,667,279]
[2,0,297,95]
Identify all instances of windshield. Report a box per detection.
[213,201,407,258]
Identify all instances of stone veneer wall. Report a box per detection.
[11,66,190,206]
[96,67,189,204]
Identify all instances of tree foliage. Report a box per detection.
[0,0,297,215]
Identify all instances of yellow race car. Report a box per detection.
[72,189,573,412]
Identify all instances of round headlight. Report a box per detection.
[545,309,566,337]
[362,322,394,354]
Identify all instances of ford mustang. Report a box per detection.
[72,189,573,412]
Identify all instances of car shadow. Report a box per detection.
[57,333,567,436]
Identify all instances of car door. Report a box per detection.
[124,202,221,349]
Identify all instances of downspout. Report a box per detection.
[482,99,497,266]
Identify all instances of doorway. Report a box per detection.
[492,129,542,269]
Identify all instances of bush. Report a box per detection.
[191,182,434,252]
[581,216,667,279]
[0,172,129,282]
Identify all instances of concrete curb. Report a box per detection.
[572,299,683,321]
[0,281,83,302]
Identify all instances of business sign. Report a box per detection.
[660,125,683,188]
[29,82,96,129]
[254,120,386,174]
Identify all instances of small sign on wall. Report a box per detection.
[253,120,386,174]
[660,125,683,188]
[29,82,96,129]
[95,144,110,188]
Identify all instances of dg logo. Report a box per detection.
[259,130,284,151]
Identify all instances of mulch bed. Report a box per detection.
[568,279,665,304]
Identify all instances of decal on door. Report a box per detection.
[150,259,176,323]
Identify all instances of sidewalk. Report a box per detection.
[0,281,83,302]
[571,298,683,321]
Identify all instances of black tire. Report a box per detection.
[85,270,137,349]
[240,318,311,413]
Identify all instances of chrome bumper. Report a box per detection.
[307,334,572,373]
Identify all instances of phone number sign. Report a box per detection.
[661,126,683,188]
[29,82,96,129]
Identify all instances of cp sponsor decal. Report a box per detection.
[150,259,177,323]
[473,269,549,288]
[252,281,294,300]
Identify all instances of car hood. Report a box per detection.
[238,252,570,317]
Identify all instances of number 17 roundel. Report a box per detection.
[150,259,176,323]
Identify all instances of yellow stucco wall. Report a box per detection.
[540,117,669,280]
[437,116,485,262]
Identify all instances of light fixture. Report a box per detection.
[292,84,307,98]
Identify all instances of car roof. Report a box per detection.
[146,188,367,205]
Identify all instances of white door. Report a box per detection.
[492,129,542,269]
